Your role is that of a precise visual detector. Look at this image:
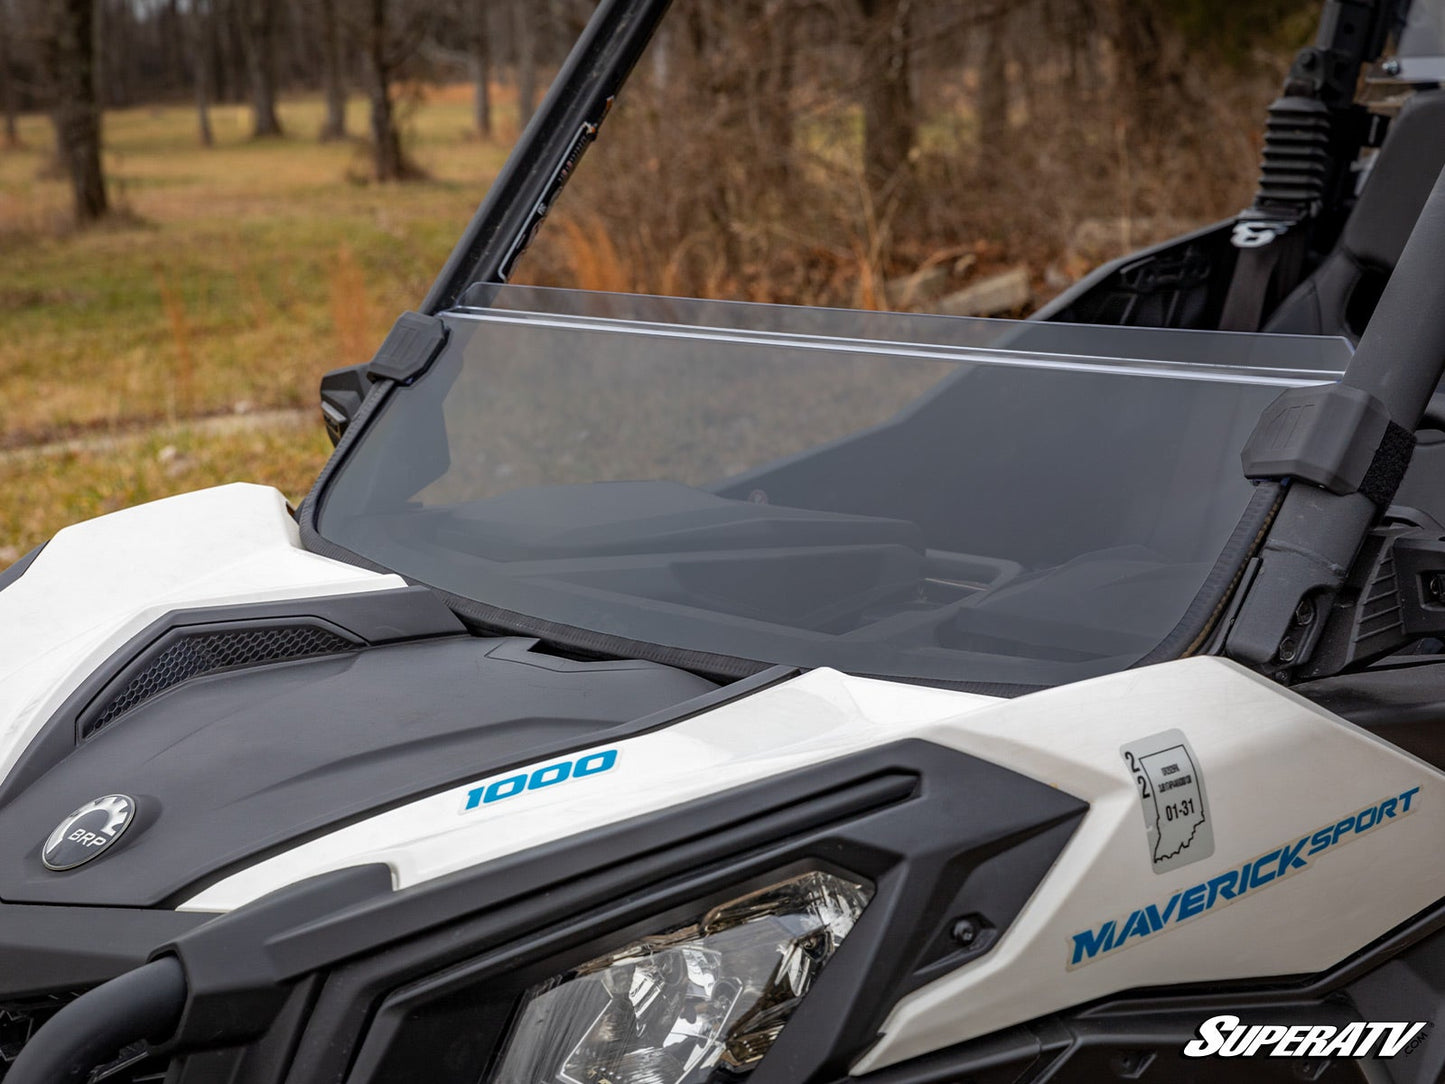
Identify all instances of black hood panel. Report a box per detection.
[0,635,717,907]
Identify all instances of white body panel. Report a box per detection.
[857,660,1445,1070]
[180,656,1445,1075]
[0,483,402,785]
[10,490,1443,1072]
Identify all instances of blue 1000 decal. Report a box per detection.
[463,749,619,812]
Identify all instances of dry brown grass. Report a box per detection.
[0,88,520,555]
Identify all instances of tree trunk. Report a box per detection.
[1112,0,1168,145]
[216,0,245,103]
[318,0,347,141]
[758,1,795,190]
[0,11,19,149]
[191,0,215,147]
[44,0,108,222]
[978,6,1009,154]
[239,0,283,137]
[856,0,916,210]
[512,0,537,127]
[92,0,109,108]
[469,1,492,139]
[366,0,403,181]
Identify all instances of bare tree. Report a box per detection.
[363,0,426,181]
[238,0,283,137]
[978,4,1009,154]
[0,2,20,149]
[468,0,492,139]
[856,0,916,209]
[511,0,537,128]
[317,0,347,141]
[190,0,215,146]
[39,0,107,221]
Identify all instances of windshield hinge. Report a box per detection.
[367,311,449,386]
[1241,383,1415,508]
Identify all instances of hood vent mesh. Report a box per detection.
[81,624,358,739]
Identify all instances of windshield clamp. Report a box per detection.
[367,311,449,386]
[1241,383,1415,508]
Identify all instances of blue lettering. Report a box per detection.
[575,749,618,776]
[1205,869,1237,908]
[1178,883,1207,919]
[1275,837,1308,877]
[1120,909,1152,942]
[1249,849,1281,888]
[1069,792,1424,968]
[1070,921,1117,966]
[463,749,620,814]
[1146,892,1181,932]
[484,774,528,804]
[1236,861,1251,897]
[529,762,571,789]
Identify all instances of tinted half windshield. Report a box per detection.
[316,288,1351,687]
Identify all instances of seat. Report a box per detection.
[1264,89,1445,341]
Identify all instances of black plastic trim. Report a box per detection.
[159,866,395,1050]
[0,902,209,1000]
[1133,480,1285,667]
[162,740,1085,1083]
[364,312,448,385]
[1241,382,1415,506]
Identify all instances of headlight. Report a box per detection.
[488,870,872,1084]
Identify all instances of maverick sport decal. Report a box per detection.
[462,749,619,812]
[1069,786,1422,968]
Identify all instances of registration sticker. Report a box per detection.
[1121,729,1213,874]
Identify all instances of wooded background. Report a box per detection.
[6,0,1316,261]
[0,0,1320,557]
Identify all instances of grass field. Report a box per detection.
[0,86,518,561]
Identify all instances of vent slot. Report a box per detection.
[80,623,360,739]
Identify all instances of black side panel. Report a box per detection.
[1294,661,1445,770]
[1348,917,1445,1083]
